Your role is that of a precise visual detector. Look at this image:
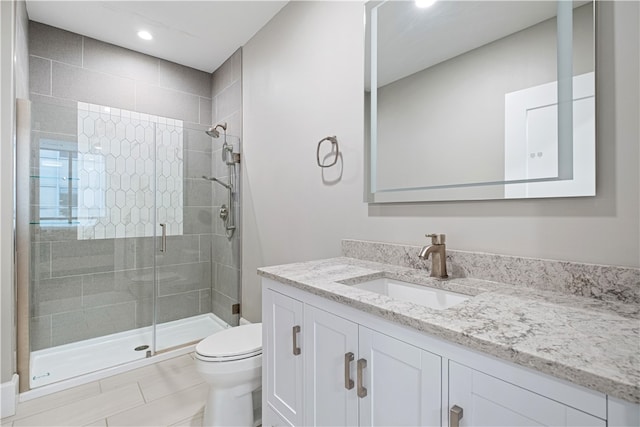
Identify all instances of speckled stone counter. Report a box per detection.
[342,239,640,304]
[258,256,640,404]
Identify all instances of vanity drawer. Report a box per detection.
[449,361,606,427]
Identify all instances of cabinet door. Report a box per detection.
[264,290,304,426]
[608,396,640,427]
[263,406,294,427]
[448,362,605,427]
[304,305,359,427]
[358,326,442,427]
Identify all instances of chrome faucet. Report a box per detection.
[418,234,448,278]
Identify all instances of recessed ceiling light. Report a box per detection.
[137,30,153,41]
[415,0,437,8]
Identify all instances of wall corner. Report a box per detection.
[0,373,19,419]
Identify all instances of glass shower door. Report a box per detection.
[22,100,241,389]
[152,122,236,353]
[27,101,158,388]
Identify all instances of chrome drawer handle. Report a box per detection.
[292,325,301,355]
[357,358,367,398]
[344,352,354,390]
[450,405,463,427]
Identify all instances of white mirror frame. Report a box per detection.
[365,1,596,203]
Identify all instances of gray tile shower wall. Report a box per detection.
[28,227,216,349]
[342,239,640,305]
[27,21,219,350]
[210,48,243,326]
[29,22,82,66]
[28,22,213,122]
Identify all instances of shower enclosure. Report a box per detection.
[16,98,242,391]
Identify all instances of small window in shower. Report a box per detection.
[37,139,83,226]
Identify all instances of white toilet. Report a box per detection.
[195,323,262,427]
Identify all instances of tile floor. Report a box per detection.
[1,354,207,426]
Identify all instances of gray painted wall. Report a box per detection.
[241,1,639,323]
[27,22,220,350]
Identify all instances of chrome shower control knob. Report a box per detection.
[219,205,229,221]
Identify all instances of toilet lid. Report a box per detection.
[196,323,262,358]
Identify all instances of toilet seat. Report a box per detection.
[196,323,262,362]
[195,349,261,362]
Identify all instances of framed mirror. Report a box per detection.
[365,0,595,202]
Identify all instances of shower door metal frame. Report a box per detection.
[16,98,32,392]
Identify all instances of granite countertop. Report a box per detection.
[258,257,640,404]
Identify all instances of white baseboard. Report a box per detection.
[0,374,18,419]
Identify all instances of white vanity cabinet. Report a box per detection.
[263,287,441,427]
[303,304,359,426]
[264,290,304,426]
[357,325,441,426]
[304,305,442,427]
[262,278,626,427]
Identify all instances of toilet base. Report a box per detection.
[203,380,260,427]
[195,324,263,427]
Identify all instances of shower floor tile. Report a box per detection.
[1,354,208,427]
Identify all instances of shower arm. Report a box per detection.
[202,175,232,190]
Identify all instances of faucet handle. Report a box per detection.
[426,233,446,245]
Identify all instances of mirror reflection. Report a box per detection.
[366,1,595,202]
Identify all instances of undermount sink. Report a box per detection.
[352,278,469,310]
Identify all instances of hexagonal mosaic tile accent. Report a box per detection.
[77,102,183,239]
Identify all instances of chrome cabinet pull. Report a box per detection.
[159,223,167,252]
[292,325,301,355]
[344,352,354,390]
[449,405,463,427]
[357,358,367,398]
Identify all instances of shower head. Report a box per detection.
[205,127,219,138]
[205,122,227,138]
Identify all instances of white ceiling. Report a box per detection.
[25,0,289,73]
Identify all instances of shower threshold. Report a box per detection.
[29,313,228,390]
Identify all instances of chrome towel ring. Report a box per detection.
[317,136,339,168]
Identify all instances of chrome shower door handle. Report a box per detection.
[449,405,464,427]
[344,352,354,390]
[159,223,167,252]
[292,325,301,355]
[357,358,367,398]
